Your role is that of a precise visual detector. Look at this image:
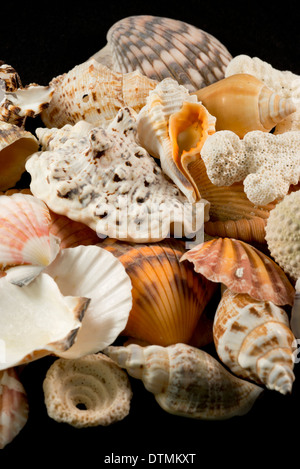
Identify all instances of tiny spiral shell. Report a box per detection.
[105,343,263,420]
[213,289,296,395]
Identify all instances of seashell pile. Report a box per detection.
[1,14,300,449]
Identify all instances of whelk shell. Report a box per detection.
[193,74,296,137]
[180,237,295,306]
[105,343,263,420]
[41,59,158,129]
[91,15,232,92]
[0,367,29,449]
[137,78,216,202]
[43,354,132,428]
[99,237,217,347]
[0,121,39,191]
[0,273,90,370]
[213,289,296,395]
[0,192,60,286]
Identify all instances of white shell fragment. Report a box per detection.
[91,15,232,92]
[105,343,263,420]
[26,107,209,243]
[44,244,133,358]
[201,130,300,205]
[0,273,90,370]
[0,63,54,126]
[0,193,60,286]
[43,354,132,428]
[41,59,158,129]
[0,367,29,449]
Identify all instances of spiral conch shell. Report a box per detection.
[193,73,296,138]
[105,343,263,420]
[41,59,158,129]
[137,78,216,202]
[213,289,296,395]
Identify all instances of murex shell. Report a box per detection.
[99,237,218,347]
[105,343,263,420]
[41,59,158,129]
[91,15,232,92]
[26,107,209,243]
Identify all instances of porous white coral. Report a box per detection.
[201,130,300,205]
[265,190,300,281]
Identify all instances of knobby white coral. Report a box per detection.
[201,130,300,205]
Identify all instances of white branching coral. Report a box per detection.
[201,130,300,205]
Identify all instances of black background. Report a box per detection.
[1,0,299,464]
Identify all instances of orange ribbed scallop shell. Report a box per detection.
[188,157,276,245]
[99,237,218,346]
[181,237,295,306]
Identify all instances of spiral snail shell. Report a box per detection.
[213,289,296,395]
[193,73,296,137]
[105,342,263,420]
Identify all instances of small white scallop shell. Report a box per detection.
[0,192,60,286]
[44,244,133,358]
[43,354,132,428]
[0,273,90,370]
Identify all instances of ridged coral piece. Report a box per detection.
[213,289,296,394]
[193,73,296,137]
[0,367,29,449]
[41,59,158,128]
[180,237,295,306]
[43,354,132,428]
[99,237,218,346]
[91,15,232,92]
[105,343,263,420]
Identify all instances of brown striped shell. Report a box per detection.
[180,237,295,306]
[213,289,295,394]
[91,15,232,92]
[99,237,218,347]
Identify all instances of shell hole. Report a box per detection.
[82,94,89,103]
[76,402,88,411]
[177,122,202,155]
